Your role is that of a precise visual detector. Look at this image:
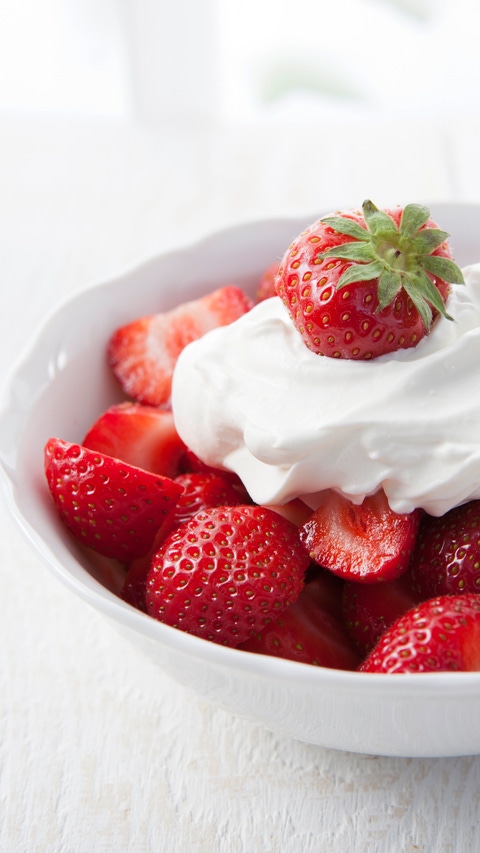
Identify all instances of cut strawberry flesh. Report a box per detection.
[107,285,254,407]
[83,402,187,478]
[300,489,420,582]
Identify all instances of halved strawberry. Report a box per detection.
[409,500,480,599]
[44,438,182,561]
[107,285,254,407]
[300,489,420,582]
[342,574,419,656]
[240,570,359,669]
[359,594,480,673]
[83,402,186,478]
[145,504,309,646]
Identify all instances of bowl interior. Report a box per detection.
[3,204,480,757]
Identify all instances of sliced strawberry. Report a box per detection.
[256,261,280,302]
[145,504,309,646]
[300,489,420,582]
[342,574,419,656]
[409,500,480,599]
[83,402,186,478]
[44,438,182,561]
[359,594,480,673]
[107,285,254,407]
[240,570,359,670]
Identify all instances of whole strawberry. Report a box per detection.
[360,594,480,673]
[275,200,464,360]
[409,500,480,599]
[145,504,309,646]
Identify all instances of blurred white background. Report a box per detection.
[1,0,479,343]
[2,5,480,852]
[0,0,478,123]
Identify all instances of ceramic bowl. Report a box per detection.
[2,203,480,758]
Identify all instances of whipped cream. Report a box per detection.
[171,264,480,516]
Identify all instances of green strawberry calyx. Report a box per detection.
[318,200,465,329]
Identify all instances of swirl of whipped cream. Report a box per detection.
[172,264,480,516]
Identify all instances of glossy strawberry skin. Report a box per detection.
[121,472,245,611]
[145,505,310,646]
[179,448,251,502]
[168,472,246,528]
[409,500,480,599]
[342,574,419,656]
[240,570,359,670]
[300,489,420,583]
[359,594,480,673]
[83,402,187,478]
[107,285,254,407]
[275,206,452,360]
[44,438,182,562]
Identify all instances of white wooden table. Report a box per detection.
[2,111,480,853]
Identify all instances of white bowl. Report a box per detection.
[2,203,480,758]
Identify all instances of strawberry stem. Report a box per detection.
[319,200,465,328]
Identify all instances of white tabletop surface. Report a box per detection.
[2,109,480,853]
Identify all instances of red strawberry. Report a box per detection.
[179,447,251,501]
[145,504,309,646]
[107,285,254,407]
[256,261,280,302]
[168,472,246,529]
[409,501,480,599]
[300,489,420,583]
[275,200,464,360]
[83,402,186,478]
[121,547,158,612]
[121,472,247,611]
[44,438,182,561]
[342,574,419,656]
[240,570,359,669]
[359,594,480,673]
